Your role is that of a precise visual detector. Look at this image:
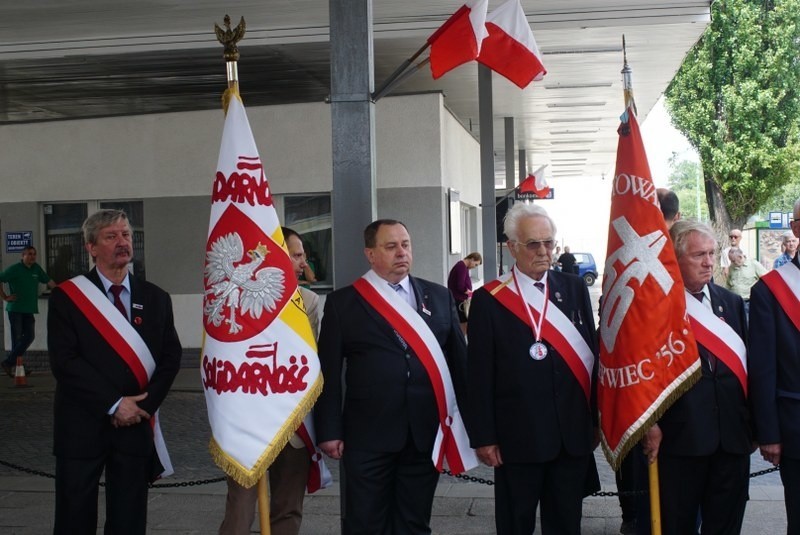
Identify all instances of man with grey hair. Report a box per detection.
[467,202,599,534]
[749,197,800,534]
[725,246,767,311]
[721,228,742,278]
[48,209,182,534]
[773,230,798,269]
[641,219,750,534]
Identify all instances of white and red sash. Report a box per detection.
[762,262,800,332]
[295,416,332,493]
[485,270,594,401]
[352,270,478,474]
[685,289,747,396]
[59,275,173,477]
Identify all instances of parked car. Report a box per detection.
[574,252,599,286]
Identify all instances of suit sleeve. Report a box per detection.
[465,288,498,447]
[306,292,320,340]
[443,287,469,420]
[577,279,600,427]
[138,291,182,416]
[748,281,780,445]
[48,287,122,415]
[314,294,344,443]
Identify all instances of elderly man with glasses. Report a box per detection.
[466,202,599,535]
[721,228,742,278]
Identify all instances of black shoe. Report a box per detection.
[1,362,12,377]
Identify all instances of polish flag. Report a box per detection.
[531,165,550,198]
[518,166,550,198]
[477,0,546,89]
[428,0,489,79]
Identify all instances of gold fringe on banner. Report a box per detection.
[601,361,701,471]
[209,371,324,488]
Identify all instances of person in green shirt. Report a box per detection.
[0,246,56,376]
[724,246,767,316]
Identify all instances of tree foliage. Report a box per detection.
[664,0,800,230]
[666,154,709,221]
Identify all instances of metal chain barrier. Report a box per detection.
[443,465,781,497]
[2,459,780,494]
[0,459,224,488]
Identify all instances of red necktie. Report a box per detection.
[109,285,129,321]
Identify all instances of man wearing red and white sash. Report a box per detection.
[48,209,182,535]
[314,219,470,535]
[643,220,750,535]
[750,198,800,534]
[467,203,599,535]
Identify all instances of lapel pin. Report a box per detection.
[717,305,723,313]
[555,291,562,302]
[132,303,144,310]
[134,316,143,325]
[421,304,431,316]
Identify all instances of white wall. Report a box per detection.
[0,93,482,349]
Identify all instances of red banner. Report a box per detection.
[598,107,700,469]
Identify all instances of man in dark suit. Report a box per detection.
[749,197,800,535]
[48,209,182,535]
[641,219,751,535]
[467,203,599,535]
[314,219,469,535]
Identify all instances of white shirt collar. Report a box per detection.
[513,267,549,288]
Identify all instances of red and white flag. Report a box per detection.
[598,106,700,470]
[201,90,323,487]
[517,166,550,198]
[477,0,546,89]
[428,0,489,79]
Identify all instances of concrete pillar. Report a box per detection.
[504,117,515,190]
[329,0,377,288]
[479,65,497,279]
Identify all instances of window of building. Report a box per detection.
[44,201,145,282]
[283,195,331,288]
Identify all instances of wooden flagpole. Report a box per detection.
[258,475,271,534]
[621,34,661,535]
[214,14,273,535]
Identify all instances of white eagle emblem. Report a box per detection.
[204,232,285,334]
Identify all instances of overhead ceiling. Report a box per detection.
[0,1,710,184]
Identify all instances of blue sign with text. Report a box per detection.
[5,232,33,253]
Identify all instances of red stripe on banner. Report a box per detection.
[689,317,747,396]
[353,279,464,473]
[60,280,149,389]
[490,284,591,402]
[762,270,800,332]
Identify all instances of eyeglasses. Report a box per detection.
[729,235,741,239]
[515,239,556,251]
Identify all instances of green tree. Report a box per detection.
[665,0,800,231]
[666,153,709,221]
[758,177,800,217]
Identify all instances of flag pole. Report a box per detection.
[214,16,272,534]
[373,57,431,101]
[257,475,271,534]
[621,33,661,535]
[215,14,246,103]
[372,42,430,101]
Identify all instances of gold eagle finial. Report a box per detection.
[214,15,246,62]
